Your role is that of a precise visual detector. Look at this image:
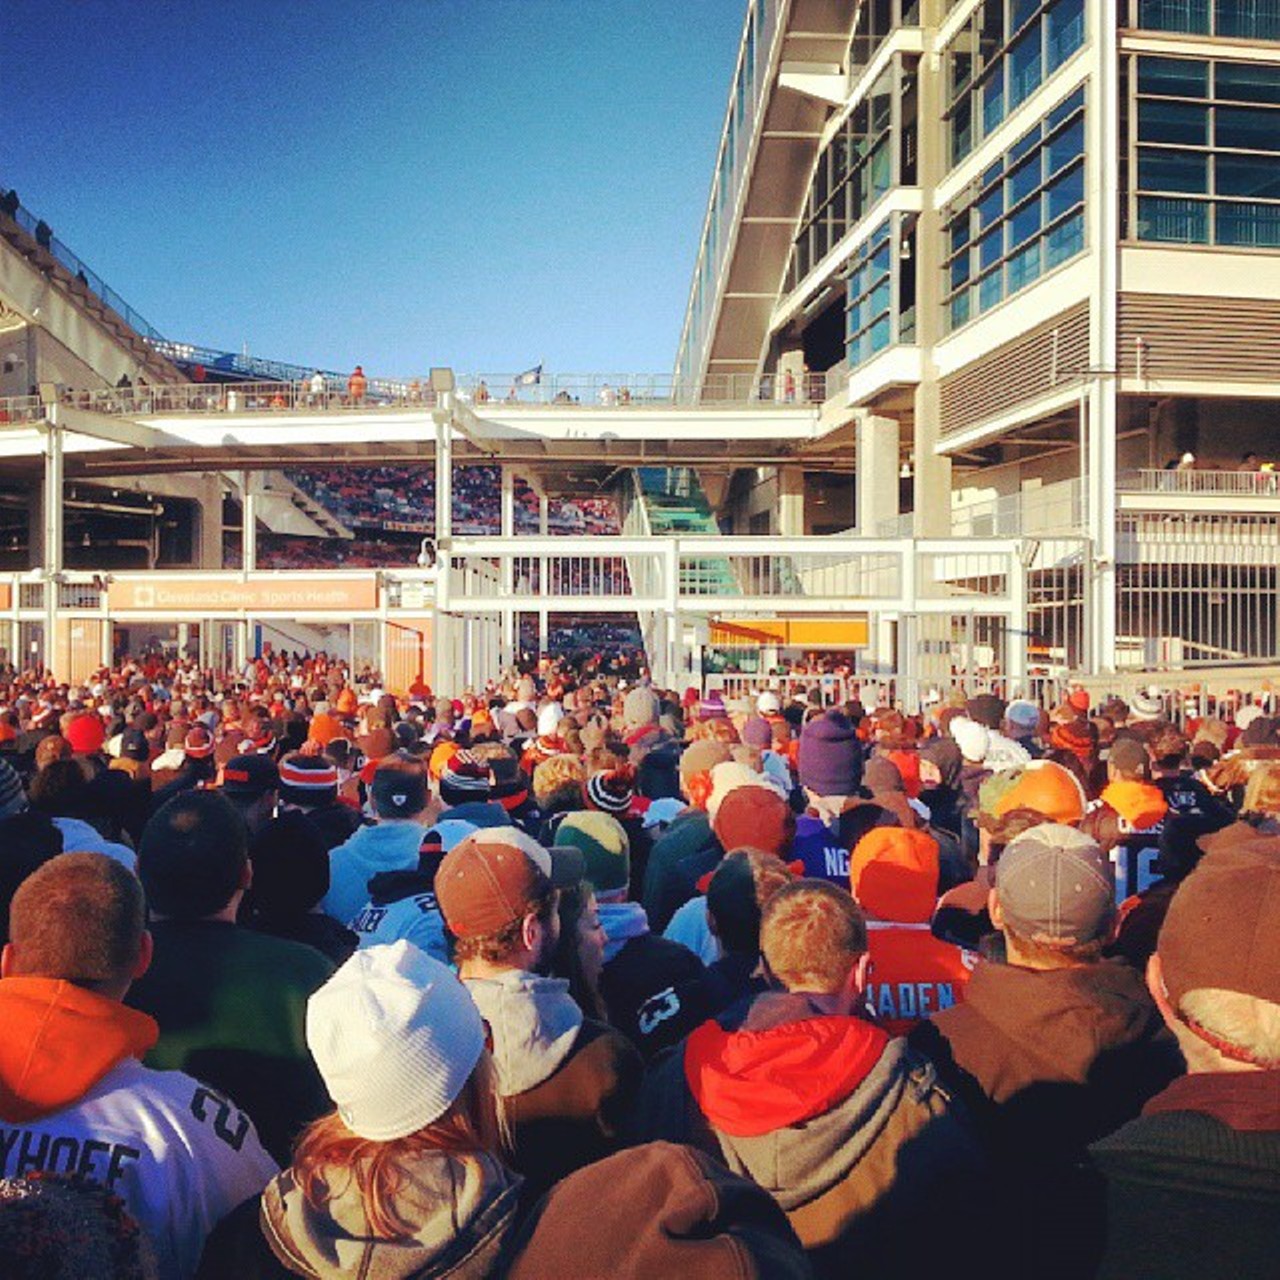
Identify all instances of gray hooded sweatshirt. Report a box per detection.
[261,1150,521,1280]
[463,970,583,1096]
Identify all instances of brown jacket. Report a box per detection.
[464,971,642,1198]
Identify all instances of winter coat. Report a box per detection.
[637,991,989,1279]
[464,970,642,1197]
[641,808,721,933]
[1088,1070,1280,1280]
[321,821,431,926]
[200,1150,522,1280]
[0,976,277,1279]
[909,958,1183,1278]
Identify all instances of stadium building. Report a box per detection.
[2,0,1280,705]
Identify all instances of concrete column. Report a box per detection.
[239,472,257,574]
[42,414,63,677]
[197,474,222,569]
[500,466,514,538]
[910,9,952,540]
[1086,3,1121,673]
[777,466,806,536]
[856,415,899,535]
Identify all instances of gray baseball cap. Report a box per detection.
[995,824,1114,947]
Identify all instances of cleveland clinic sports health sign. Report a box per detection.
[106,576,379,613]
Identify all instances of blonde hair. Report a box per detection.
[1241,763,1280,818]
[688,718,740,746]
[1180,988,1280,1067]
[761,880,866,994]
[532,754,586,811]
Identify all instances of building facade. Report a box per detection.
[677,0,1280,674]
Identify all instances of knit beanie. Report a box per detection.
[679,740,733,788]
[698,693,728,722]
[439,751,493,806]
[278,753,339,807]
[556,810,631,895]
[797,710,862,796]
[306,941,485,1141]
[0,758,27,819]
[623,686,660,731]
[537,703,565,739]
[951,716,990,763]
[740,717,773,750]
[707,762,784,821]
[585,766,635,815]
[1004,699,1041,736]
[993,759,1087,824]
[863,756,905,795]
[712,785,796,857]
[184,725,215,759]
[965,693,1006,729]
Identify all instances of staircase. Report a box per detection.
[634,467,739,595]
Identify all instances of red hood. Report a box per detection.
[685,1008,888,1137]
[0,977,157,1122]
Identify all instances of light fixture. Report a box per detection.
[81,531,91,547]
[899,461,913,479]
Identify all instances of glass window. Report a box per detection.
[1047,116,1085,171]
[1137,195,1209,242]
[1217,201,1280,247]
[1138,57,1209,98]
[1216,154,1280,199]
[982,62,1006,134]
[1046,0,1084,74]
[1046,162,1085,219]
[1138,100,1209,145]
[942,88,1088,332]
[1216,106,1280,153]
[1009,23,1043,110]
[1139,149,1209,193]
[1137,0,1209,32]
[1216,62,1280,106]
[1216,0,1280,39]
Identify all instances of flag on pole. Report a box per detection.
[515,364,542,386]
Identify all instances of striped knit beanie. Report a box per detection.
[0,758,27,819]
[440,751,492,806]
[278,752,339,806]
[585,766,634,816]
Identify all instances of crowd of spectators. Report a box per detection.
[0,657,1273,1277]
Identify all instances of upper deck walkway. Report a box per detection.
[0,373,840,475]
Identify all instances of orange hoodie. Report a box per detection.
[1099,780,1168,830]
[0,977,158,1122]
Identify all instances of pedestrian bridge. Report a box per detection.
[0,374,845,476]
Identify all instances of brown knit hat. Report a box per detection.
[1159,846,1280,1009]
[679,739,732,787]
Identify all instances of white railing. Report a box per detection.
[876,479,1084,539]
[1119,468,1280,496]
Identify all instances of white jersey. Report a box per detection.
[350,891,449,965]
[0,1058,277,1278]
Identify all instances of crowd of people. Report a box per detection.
[0,651,1274,1277]
[257,468,622,572]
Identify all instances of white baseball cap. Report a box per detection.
[306,941,485,1141]
[756,691,782,715]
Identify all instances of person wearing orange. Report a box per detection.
[347,364,367,404]
[849,826,977,1036]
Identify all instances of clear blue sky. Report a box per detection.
[4,1,743,376]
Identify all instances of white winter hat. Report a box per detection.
[756,691,782,715]
[707,760,787,820]
[306,941,484,1141]
[1235,704,1265,732]
[1129,688,1165,721]
[537,702,565,739]
[951,716,991,763]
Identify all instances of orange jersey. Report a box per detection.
[864,923,978,1038]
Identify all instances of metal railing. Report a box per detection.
[1119,468,1280,496]
[456,372,825,408]
[0,183,166,342]
[876,479,1085,539]
[147,340,345,386]
[0,394,45,425]
[0,372,831,422]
